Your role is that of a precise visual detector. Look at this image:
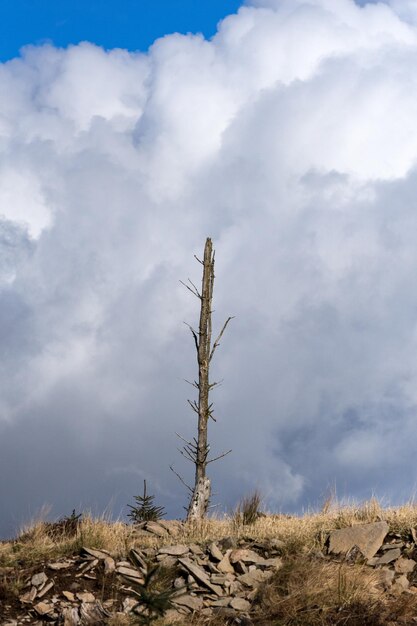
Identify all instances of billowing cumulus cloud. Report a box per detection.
[2,0,417,536]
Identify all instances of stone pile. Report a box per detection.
[3,519,417,625]
[0,520,283,625]
[326,520,417,594]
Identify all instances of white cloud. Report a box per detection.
[0,168,51,238]
[2,0,417,534]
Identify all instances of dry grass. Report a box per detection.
[0,513,136,567]
[232,490,263,527]
[184,556,417,626]
[4,497,417,625]
[172,496,417,557]
[254,557,383,625]
[253,556,417,625]
[106,616,135,626]
[3,497,417,568]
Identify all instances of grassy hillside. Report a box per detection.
[2,498,417,624]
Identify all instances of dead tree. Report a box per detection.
[171,238,233,521]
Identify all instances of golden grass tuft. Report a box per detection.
[232,490,263,528]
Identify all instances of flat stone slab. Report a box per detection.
[115,566,144,581]
[238,569,270,587]
[144,521,168,537]
[62,591,76,602]
[230,597,251,611]
[19,587,37,604]
[81,547,110,560]
[48,561,73,571]
[230,549,266,565]
[172,594,204,611]
[328,521,388,559]
[217,551,235,574]
[76,592,95,603]
[208,542,224,562]
[33,601,53,616]
[158,544,189,556]
[374,548,402,565]
[37,581,54,598]
[178,558,223,596]
[157,519,183,534]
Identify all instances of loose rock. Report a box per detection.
[172,594,204,611]
[178,557,223,596]
[374,548,402,565]
[230,549,266,565]
[208,542,224,561]
[76,592,95,603]
[33,601,53,615]
[217,551,235,574]
[31,572,48,587]
[158,544,189,556]
[230,597,251,611]
[328,521,389,559]
[395,557,416,574]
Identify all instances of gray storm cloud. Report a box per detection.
[1,0,417,536]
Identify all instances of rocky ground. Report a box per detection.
[3,514,417,624]
[1,518,283,625]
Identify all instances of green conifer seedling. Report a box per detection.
[127,480,165,523]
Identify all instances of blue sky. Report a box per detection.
[0,0,243,61]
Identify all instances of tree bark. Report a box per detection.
[187,476,211,521]
[173,238,232,521]
[187,238,214,521]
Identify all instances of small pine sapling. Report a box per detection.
[120,549,179,625]
[127,480,165,523]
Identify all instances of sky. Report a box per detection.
[0,0,243,62]
[2,0,417,538]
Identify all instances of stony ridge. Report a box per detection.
[2,518,417,624]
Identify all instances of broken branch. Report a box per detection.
[207,449,232,464]
[210,316,234,362]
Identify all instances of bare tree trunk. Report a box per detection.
[188,238,215,520]
[171,238,232,522]
[187,476,212,521]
